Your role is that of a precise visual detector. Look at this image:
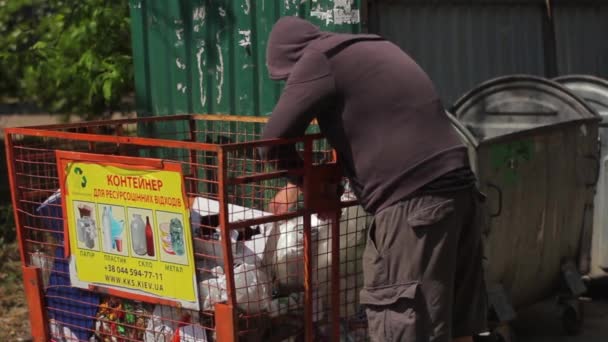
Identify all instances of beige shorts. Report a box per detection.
[360,188,488,341]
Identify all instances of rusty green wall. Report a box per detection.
[129,0,362,118]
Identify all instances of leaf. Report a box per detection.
[31,40,47,49]
[9,29,22,40]
[102,79,113,101]
[1,0,133,116]
[79,50,94,70]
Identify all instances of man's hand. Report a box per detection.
[314,181,340,221]
[268,183,300,215]
[268,181,343,222]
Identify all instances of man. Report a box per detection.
[259,17,487,342]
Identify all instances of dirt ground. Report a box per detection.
[0,242,31,341]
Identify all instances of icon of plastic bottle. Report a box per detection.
[102,206,113,251]
[145,216,155,257]
[169,218,185,256]
[131,214,147,256]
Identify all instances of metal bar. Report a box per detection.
[5,132,27,265]
[193,114,321,125]
[219,135,324,152]
[2,113,301,135]
[86,126,96,152]
[4,127,220,152]
[215,303,237,341]
[188,117,199,195]
[485,111,558,116]
[115,123,127,155]
[7,113,191,130]
[302,138,314,342]
[22,266,49,341]
[19,190,60,202]
[228,210,307,229]
[216,148,238,336]
[193,114,270,123]
[87,285,184,308]
[542,0,559,77]
[331,210,341,341]
[227,169,304,185]
[361,0,370,32]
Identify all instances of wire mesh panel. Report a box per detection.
[6,114,371,342]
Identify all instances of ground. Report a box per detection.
[516,297,608,342]
[0,242,31,342]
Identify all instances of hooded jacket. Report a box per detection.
[261,17,470,214]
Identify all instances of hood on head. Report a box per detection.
[266,17,323,80]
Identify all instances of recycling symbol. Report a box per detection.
[74,167,87,188]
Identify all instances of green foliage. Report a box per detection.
[0,203,15,244]
[0,0,47,98]
[0,0,133,119]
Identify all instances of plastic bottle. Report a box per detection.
[131,214,147,255]
[169,218,185,256]
[102,206,113,251]
[145,216,155,257]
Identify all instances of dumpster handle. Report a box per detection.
[584,154,600,188]
[486,183,502,217]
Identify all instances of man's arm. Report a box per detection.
[259,51,335,214]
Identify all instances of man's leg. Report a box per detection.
[360,191,473,341]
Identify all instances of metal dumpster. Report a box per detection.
[448,75,601,310]
[555,75,608,281]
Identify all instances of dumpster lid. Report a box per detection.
[451,75,599,140]
[554,75,608,119]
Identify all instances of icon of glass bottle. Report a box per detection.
[145,216,155,257]
[131,214,147,256]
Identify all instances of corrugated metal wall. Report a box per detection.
[369,0,608,105]
[128,0,607,116]
[129,0,362,118]
[369,1,547,104]
[554,3,608,78]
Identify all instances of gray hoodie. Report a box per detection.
[261,17,469,214]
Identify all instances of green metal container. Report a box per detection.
[128,1,362,201]
[128,0,362,118]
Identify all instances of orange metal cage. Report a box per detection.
[5,114,371,342]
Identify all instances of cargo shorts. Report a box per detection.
[360,187,488,342]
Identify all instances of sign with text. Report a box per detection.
[57,151,198,309]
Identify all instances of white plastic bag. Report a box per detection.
[30,250,52,289]
[273,218,304,289]
[314,191,371,318]
[49,319,78,342]
[271,215,322,290]
[233,263,272,314]
[199,263,272,314]
[175,324,208,342]
[199,277,227,311]
[144,306,199,342]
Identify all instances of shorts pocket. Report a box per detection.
[362,283,431,342]
[406,196,455,228]
[362,220,387,288]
